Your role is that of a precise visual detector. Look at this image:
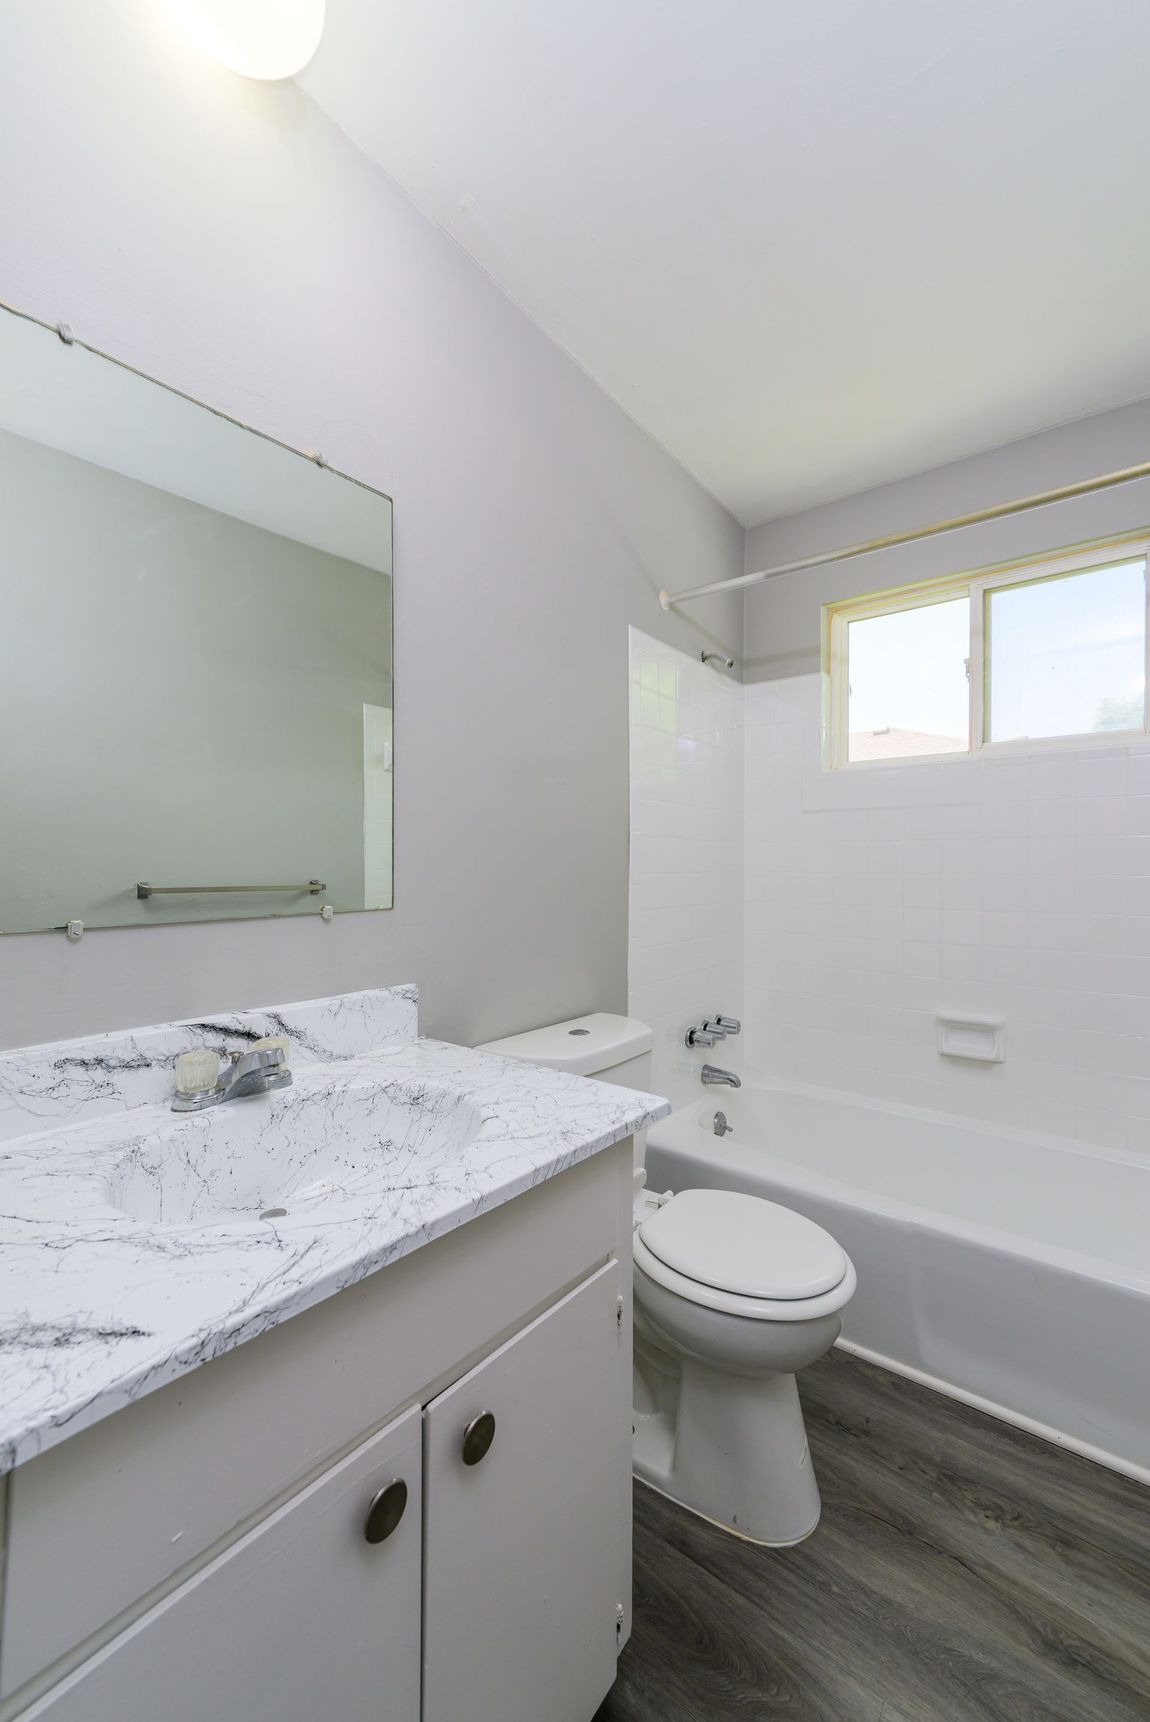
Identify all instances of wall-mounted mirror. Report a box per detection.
[0,306,393,933]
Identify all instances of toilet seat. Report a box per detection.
[640,1187,847,1299]
[634,1188,856,1322]
[634,1230,856,1321]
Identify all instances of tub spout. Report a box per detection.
[701,1064,741,1088]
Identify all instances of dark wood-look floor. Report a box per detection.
[595,1350,1150,1722]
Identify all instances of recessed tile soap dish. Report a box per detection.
[935,1014,1005,1063]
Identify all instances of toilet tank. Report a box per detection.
[477,1013,653,1093]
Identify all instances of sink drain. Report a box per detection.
[260,1207,288,1220]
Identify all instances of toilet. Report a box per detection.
[477,1014,855,1548]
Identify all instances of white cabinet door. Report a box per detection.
[422,1262,629,1722]
[23,1408,422,1722]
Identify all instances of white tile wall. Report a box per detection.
[744,673,1150,1155]
[628,629,744,1109]
[629,647,1150,1152]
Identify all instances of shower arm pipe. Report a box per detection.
[658,459,1150,609]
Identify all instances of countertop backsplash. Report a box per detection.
[0,985,420,1145]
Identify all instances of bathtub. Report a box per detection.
[645,1082,1150,1483]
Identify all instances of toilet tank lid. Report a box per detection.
[476,1012,653,1076]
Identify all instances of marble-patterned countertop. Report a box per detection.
[0,989,668,1473]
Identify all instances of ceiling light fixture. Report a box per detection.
[164,0,325,81]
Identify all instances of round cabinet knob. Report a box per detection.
[461,1411,496,1466]
[363,1478,408,1545]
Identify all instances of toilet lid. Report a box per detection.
[638,1188,847,1301]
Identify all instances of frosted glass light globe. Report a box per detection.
[165,0,325,81]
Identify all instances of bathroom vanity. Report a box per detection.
[0,988,669,1721]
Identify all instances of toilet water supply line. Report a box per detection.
[658,459,1150,610]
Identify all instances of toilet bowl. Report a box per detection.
[632,1186,856,1546]
[474,1014,855,1548]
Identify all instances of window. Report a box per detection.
[824,538,1150,768]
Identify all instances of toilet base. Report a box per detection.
[632,1469,819,1549]
[632,1357,822,1547]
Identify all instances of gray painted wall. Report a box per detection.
[743,398,1150,679]
[0,0,742,1050]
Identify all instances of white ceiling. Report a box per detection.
[301,0,1150,527]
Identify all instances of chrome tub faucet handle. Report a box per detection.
[685,1024,719,1049]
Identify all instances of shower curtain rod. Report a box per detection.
[658,459,1150,610]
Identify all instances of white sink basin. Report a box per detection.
[103,1077,484,1226]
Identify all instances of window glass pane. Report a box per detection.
[847,596,970,763]
[986,558,1146,743]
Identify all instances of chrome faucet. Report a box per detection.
[701,1064,741,1088]
[172,1045,292,1113]
[685,1015,742,1049]
[685,1024,721,1048]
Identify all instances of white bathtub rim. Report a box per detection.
[650,1127,1150,1299]
[669,1075,1150,1178]
[649,1091,1150,1296]
[836,1337,1150,1491]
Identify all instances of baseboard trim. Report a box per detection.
[834,1337,1150,1490]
